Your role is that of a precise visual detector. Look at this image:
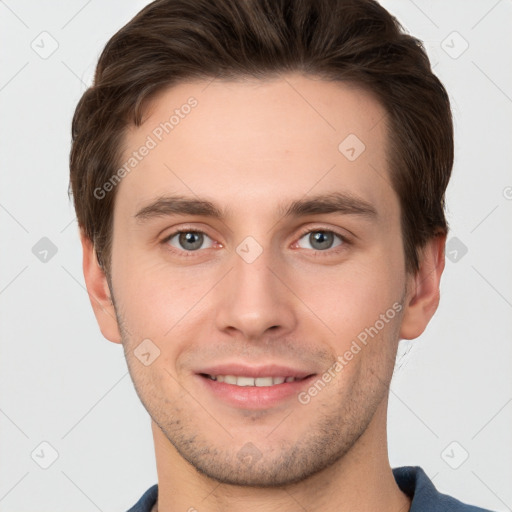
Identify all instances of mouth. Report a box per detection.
[195,366,317,409]
[199,373,313,387]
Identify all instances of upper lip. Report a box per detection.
[196,363,316,379]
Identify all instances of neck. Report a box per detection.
[151,399,411,512]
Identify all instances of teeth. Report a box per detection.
[237,376,255,387]
[255,377,273,387]
[207,375,295,386]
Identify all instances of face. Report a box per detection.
[93,74,417,486]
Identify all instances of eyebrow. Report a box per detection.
[134,192,378,223]
[280,192,377,219]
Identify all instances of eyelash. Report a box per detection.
[161,226,351,258]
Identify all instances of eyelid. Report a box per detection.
[162,226,217,252]
[161,224,352,257]
[294,225,352,245]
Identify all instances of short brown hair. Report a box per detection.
[69,0,453,276]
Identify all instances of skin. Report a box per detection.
[81,73,445,512]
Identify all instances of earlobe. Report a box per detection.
[80,230,122,344]
[399,234,446,340]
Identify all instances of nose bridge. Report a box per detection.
[214,240,296,338]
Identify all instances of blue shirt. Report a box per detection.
[126,466,495,512]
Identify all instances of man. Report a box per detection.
[69,0,495,510]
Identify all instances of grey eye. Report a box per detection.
[168,231,213,251]
[297,231,343,251]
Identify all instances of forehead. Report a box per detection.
[115,73,395,221]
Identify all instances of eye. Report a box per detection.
[165,230,214,252]
[296,230,345,251]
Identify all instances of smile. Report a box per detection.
[203,374,305,386]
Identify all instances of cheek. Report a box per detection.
[112,249,208,335]
[293,254,404,343]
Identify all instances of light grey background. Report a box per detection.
[1,1,511,510]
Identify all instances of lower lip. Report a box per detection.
[197,374,316,409]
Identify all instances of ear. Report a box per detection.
[80,230,122,344]
[399,233,446,340]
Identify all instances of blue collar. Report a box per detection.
[127,466,494,512]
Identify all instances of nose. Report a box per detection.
[214,246,298,341]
